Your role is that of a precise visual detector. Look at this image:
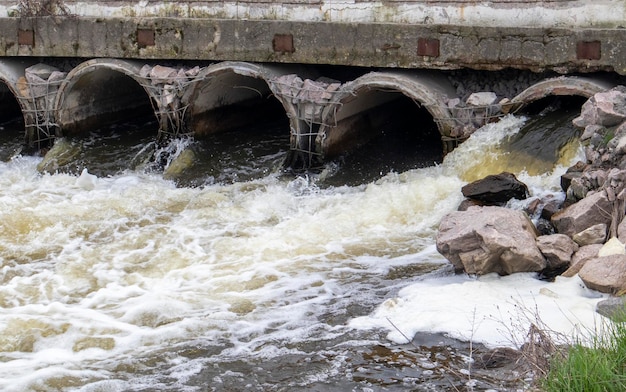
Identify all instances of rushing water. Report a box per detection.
[0,107,607,392]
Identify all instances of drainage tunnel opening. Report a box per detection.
[502,95,589,176]
[0,82,26,161]
[189,72,288,137]
[58,69,156,136]
[52,69,159,176]
[177,73,292,186]
[515,95,588,117]
[320,91,443,186]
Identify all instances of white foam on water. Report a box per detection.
[349,272,607,349]
[0,154,466,390]
[0,113,604,390]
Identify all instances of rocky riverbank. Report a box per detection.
[436,86,626,319]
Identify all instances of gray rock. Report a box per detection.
[436,206,546,276]
[163,148,197,181]
[551,190,613,237]
[536,234,578,271]
[540,196,563,220]
[562,244,602,277]
[25,63,60,80]
[617,218,626,243]
[461,172,529,205]
[596,297,626,321]
[574,87,626,128]
[581,124,604,142]
[36,139,81,174]
[578,254,626,294]
[466,91,498,107]
[573,223,608,246]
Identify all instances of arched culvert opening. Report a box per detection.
[51,59,160,176]
[0,59,42,158]
[316,71,456,185]
[514,94,589,117]
[0,81,26,160]
[185,63,291,138]
[501,77,615,176]
[174,62,296,185]
[510,76,616,115]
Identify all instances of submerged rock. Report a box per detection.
[436,206,546,275]
[163,148,197,181]
[37,138,82,174]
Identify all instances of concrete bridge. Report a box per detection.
[0,0,624,170]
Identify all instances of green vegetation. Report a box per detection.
[541,313,626,392]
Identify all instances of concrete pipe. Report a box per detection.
[510,76,617,114]
[0,59,40,146]
[317,70,457,160]
[55,58,159,137]
[182,61,301,138]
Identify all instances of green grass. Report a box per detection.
[541,315,626,392]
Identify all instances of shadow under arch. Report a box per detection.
[183,61,300,138]
[316,71,457,162]
[173,61,307,184]
[50,58,162,175]
[55,58,159,137]
[0,59,39,154]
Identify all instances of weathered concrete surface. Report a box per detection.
[0,10,625,75]
[2,1,624,29]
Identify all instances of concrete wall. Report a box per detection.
[2,1,625,28]
[0,1,624,75]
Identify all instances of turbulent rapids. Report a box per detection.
[0,107,607,391]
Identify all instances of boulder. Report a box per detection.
[609,123,626,154]
[566,176,591,202]
[562,244,602,277]
[461,172,529,205]
[457,198,483,211]
[572,223,607,246]
[596,297,626,321]
[617,218,626,243]
[163,148,197,181]
[573,86,626,128]
[551,190,613,237]
[536,234,578,271]
[581,124,605,142]
[436,206,546,275]
[466,92,498,107]
[25,63,60,80]
[36,138,81,174]
[578,254,626,294]
[598,237,626,257]
[560,161,586,193]
[540,195,563,220]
